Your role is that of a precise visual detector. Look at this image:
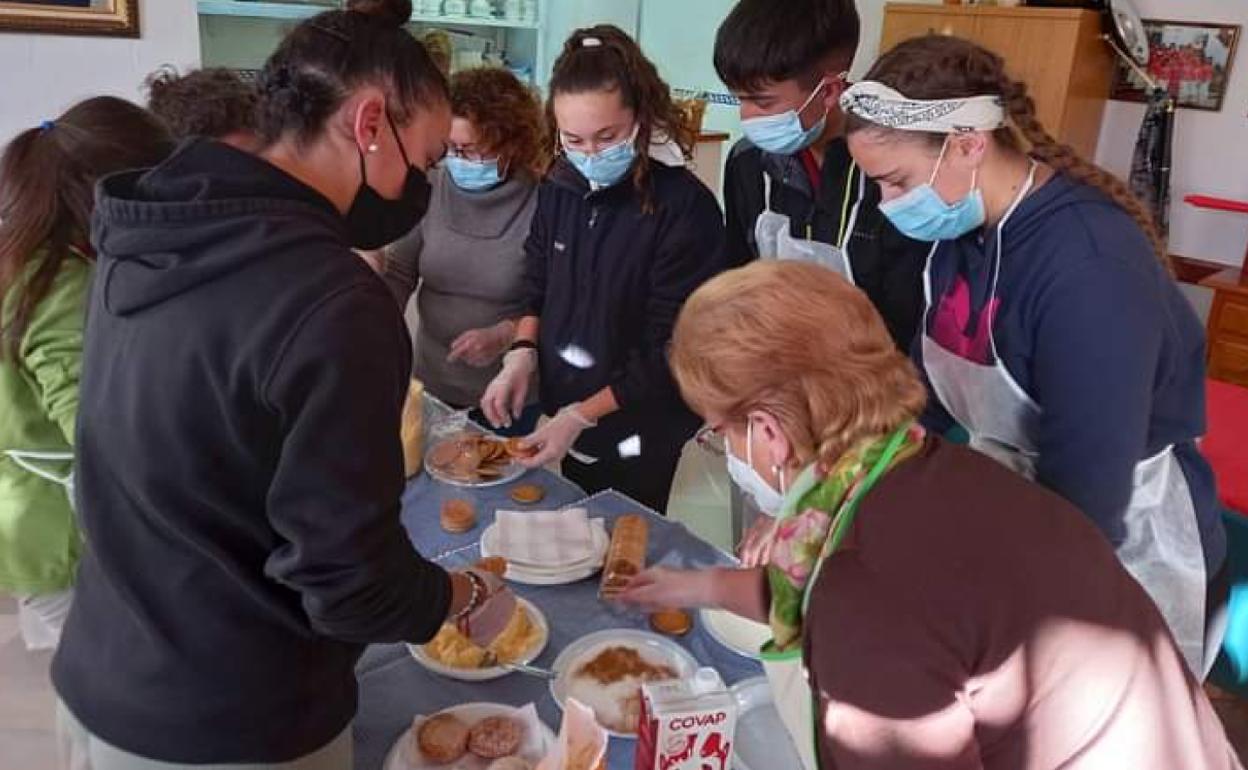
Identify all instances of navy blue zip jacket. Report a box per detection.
[919,172,1226,576]
[53,139,451,763]
[522,156,727,460]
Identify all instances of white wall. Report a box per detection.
[1094,0,1248,269]
[0,0,201,143]
[854,0,941,77]
[540,0,640,84]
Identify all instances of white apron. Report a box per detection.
[759,430,909,770]
[920,164,1209,676]
[755,163,862,283]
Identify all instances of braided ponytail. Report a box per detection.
[997,74,1171,271]
[846,35,1171,270]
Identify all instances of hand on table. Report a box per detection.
[737,514,780,568]
[448,321,514,368]
[518,405,594,468]
[456,568,517,648]
[614,567,716,613]
[480,348,536,429]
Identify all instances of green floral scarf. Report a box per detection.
[766,422,926,652]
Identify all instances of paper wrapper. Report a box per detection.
[536,699,607,770]
[400,379,425,478]
[403,704,547,769]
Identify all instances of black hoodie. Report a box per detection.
[52,139,451,763]
[523,157,727,462]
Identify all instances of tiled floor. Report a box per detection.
[2,450,1245,769]
[0,594,58,770]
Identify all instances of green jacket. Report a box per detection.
[0,251,88,593]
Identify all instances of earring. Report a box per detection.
[367,143,379,154]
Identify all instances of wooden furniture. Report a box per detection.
[1182,195,1248,386]
[880,3,1114,159]
[1204,269,1248,387]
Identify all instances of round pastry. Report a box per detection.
[649,609,693,637]
[468,715,525,759]
[416,713,470,764]
[440,499,476,534]
[487,757,533,770]
[505,437,538,460]
[508,484,546,505]
[428,439,464,470]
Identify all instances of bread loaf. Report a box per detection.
[599,514,648,598]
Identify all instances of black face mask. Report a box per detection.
[345,113,432,250]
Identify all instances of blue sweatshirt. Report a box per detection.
[919,172,1226,576]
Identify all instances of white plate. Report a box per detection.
[700,609,771,660]
[383,702,556,770]
[479,522,608,586]
[424,434,527,489]
[408,598,548,682]
[730,677,804,770]
[549,629,699,739]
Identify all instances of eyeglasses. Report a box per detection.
[694,425,726,457]
[446,144,491,163]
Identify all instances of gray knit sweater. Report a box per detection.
[384,168,538,406]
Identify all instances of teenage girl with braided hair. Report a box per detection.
[840,34,1227,679]
[480,24,727,510]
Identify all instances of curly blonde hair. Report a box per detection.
[671,261,927,469]
[451,67,548,179]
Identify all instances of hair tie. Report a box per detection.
[39,120,55,132]
[581,36,602,48]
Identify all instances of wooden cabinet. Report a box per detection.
[1204,269,1248,387]
[880,4,1114,159]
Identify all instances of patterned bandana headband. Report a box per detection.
[839,81,1006,133]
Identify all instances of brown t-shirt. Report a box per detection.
[804,437,1240,770]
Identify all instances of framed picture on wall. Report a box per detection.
[1109,19,1241,112]
[0,0,139,38]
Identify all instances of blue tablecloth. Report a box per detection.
[353,468,763,770]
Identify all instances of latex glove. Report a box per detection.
[737,514,780,568]
[480,348,536,429]
[448,320,515,368]
[615,567,716,612]
[520,405,594,468]
[456,568,517,648]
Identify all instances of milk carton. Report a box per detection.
[634,668,737,770]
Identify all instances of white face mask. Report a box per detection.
[725,420,786,516]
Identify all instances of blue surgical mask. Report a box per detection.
[878,138,985,242]
[563,126,638,189]
[445,155,504,192]
[741,80,829,156]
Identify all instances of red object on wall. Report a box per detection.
[1185,195,1248,216]
[1204,379,1248,515]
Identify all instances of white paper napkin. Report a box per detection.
[494,508,595,569]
